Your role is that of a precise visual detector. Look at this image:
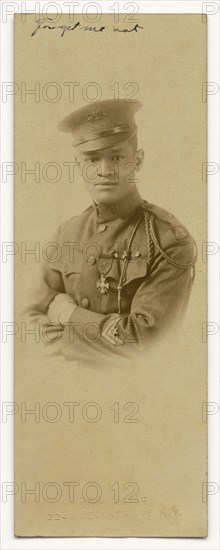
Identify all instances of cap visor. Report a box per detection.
[74,131,134,152]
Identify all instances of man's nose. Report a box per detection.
[97,159,112,177]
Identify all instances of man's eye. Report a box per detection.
[86,158,98,163]
[112,155,124,161]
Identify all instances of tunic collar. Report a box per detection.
[93,187,143,222]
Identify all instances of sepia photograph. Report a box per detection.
[26,98,198,363]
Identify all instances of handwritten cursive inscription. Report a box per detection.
[113,24,143,33]
[31,18,143,38]
[31,18,105,38]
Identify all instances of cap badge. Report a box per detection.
[87,109,107,122]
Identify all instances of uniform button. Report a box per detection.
[87,255,96,266]
[81,298,90,308]
[173,226,187,240]
[98,224,107,233]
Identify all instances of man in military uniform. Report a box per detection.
[27,99,197,362]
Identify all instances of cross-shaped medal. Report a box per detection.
[96,274,109,294]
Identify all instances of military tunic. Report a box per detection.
[27,189,196,362]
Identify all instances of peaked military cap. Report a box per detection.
[58,99,142,152]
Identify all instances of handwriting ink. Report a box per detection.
[31,18,105,38]
[113,24,143,33]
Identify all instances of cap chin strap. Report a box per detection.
[88,131,137,152]
[74,124,137,147]
[126,129,137,141]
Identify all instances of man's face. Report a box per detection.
[76,139,144,204]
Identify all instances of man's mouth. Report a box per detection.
[95,181,118,187]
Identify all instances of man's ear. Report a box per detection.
[135,148,144,171]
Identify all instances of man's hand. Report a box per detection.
[47,293,77,326]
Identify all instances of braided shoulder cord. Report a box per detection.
[148,213,197,269]
[143,211,154,268]
[117,213,143,314]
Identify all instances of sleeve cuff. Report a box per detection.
[68,305,105,327]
